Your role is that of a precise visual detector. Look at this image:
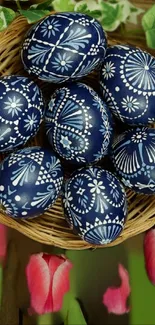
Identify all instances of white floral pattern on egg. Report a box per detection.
[100,45,155,125]
[0,76,44,152]
[21,13,107,83]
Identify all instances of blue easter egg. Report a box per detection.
[100,45,155,125]
[111,127,155,194]
[0,76,44,152]
[45,82,113,165]
[21,13,107,83]
[63,167,127,245]
[0,147,63,218]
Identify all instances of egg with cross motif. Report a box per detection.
[21,12,107,83]
[0,147,63,218]
[63,166,127,245]
[100,45,155,125]
[45,82,113,165]
[111,127,155,194]
[0,75,44,152]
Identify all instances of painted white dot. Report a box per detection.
[115,87,120,92]
[0,185,4,191]
[145,65,149,71]
[15,195,21,202]
[48,25,53,30]
[22,211,27,216]
[11,103,16,108]
[61,60,66,66]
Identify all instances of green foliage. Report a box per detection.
[65,298,87,325]
[76,3,101,19]
[0,0,151,50]
[74,0,144,32]
[100,2,122,31]
[30,0,54,10]
[0,6,16,31]
[142,5,155,49]
[52,0,75,12]
[19,9,49,23]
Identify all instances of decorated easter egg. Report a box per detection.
[21,12,107,83]
[0,147,63,218]
[0,76,44,152]
[45,82,113,165]
[63,167,127,245]
[111,127,155,194]
[100,45,155,125]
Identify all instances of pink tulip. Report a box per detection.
[0,224,7,264]
[144,228,155,285]
[26,253,73,315]
[103,264,130,315]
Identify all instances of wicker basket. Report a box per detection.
[0,14,155,250]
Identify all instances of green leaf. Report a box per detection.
[101,2,120,25]
[142,5,155,49]
[65,299,87,325]
[0,6,16,31]
[76,3,87,12]
[145,29,155,49]
[127,2,144,25]
[52,0,75,12]
[0,17,3,30]
[100,2,122,31]
[30,0,54,11]
[142,5,155,31]
[19,9,50,24]
[76,3,101,18]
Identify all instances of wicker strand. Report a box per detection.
[0,15,155,249]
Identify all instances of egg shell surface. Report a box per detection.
[45,82,113,165]
[0,147,63,218]
[0,76,44,152]
[21,12,107,83]
[100,45,155,125]
[63,166,127,245]
[111,127,155,194]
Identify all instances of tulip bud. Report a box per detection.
[144,228,155,285]
[26,253,73,315]
[103,264,130,315]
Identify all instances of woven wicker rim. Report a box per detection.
[0,14,155,250]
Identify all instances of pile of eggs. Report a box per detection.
[0,12,155,246]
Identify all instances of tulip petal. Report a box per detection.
[0,224,7,264]
[43,255,64,313]
[51,257,73,312]
[144,229,155,285]
[103,264,130,315]
[26,253,50,315]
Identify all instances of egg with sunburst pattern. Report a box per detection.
[100,45,155,125]
[111,127,155,194]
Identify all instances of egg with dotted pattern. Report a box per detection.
[21,12,107,83]
[45,82,113,165]
[63,166,127,245]
[111,127,155,194]
[100,45,155,125]
[0,75,44,152]
[0,147,63,218]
